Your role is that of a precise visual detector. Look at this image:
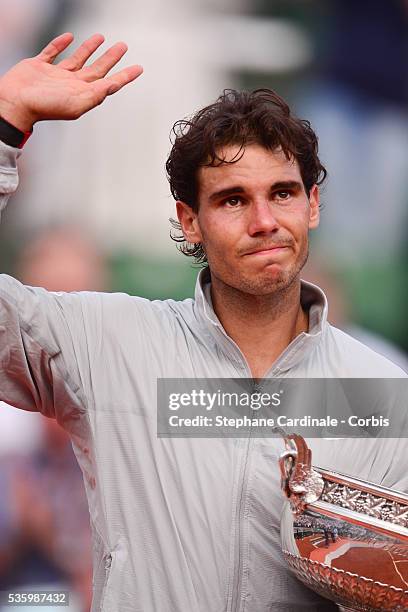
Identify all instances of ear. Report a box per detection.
[176,201,203,243]
[308,184,320,229]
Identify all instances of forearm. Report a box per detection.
[0,140,20,219]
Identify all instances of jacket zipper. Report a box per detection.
[212,320,300,611]
[229,380,261,612]
[231,430,254,612]
[100,552,113,610]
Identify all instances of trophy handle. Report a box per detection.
[274,428,325,513]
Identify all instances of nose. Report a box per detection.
[247,199,280,237]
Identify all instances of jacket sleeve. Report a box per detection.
[0,141,86,423]
[0,275,87,419]
[0,140,20,219]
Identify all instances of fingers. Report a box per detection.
[37,34,135,86]
[106,65,144,95]
[37,33,74,63]
[78,42,129,81]
[58,34,105,70]
[77,65,142,116]
[93,64,143,99]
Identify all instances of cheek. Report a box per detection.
[199,214,238,252]
[284,212,310,240]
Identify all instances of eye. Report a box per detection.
[275,190,291,200]
[223,196,243,207]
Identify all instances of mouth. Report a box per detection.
[243,246,290,257]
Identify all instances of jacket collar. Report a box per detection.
[193,267,328,374]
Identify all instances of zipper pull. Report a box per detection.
[104,553,112,570]
[252,382,262,400]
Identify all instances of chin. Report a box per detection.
[241,252,308,295]
[235,270,297,295]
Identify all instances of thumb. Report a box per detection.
[88,64,143,108]
[107,83,121,96]
[104,64,143,96]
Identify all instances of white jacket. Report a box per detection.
[0,141,406,612]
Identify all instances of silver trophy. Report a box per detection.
[276,431,408,611]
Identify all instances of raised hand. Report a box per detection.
[0,33,143,132]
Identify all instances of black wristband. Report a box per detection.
[0,116,32,148]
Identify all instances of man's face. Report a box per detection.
[176,144,319,295]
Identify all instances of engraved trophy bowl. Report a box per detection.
[276,431,408,611]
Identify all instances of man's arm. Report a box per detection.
[0,34,142,419]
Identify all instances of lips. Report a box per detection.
[243,245,290,256]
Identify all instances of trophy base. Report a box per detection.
[283,550,408,611]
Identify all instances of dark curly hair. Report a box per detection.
[166,88,327,265]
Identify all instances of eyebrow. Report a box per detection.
[208,186,245,202]
[208,180,303,202]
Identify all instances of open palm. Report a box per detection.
[0,33,143,132]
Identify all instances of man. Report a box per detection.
[0,33,406,612]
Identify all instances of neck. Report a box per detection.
[210,274,309,378]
